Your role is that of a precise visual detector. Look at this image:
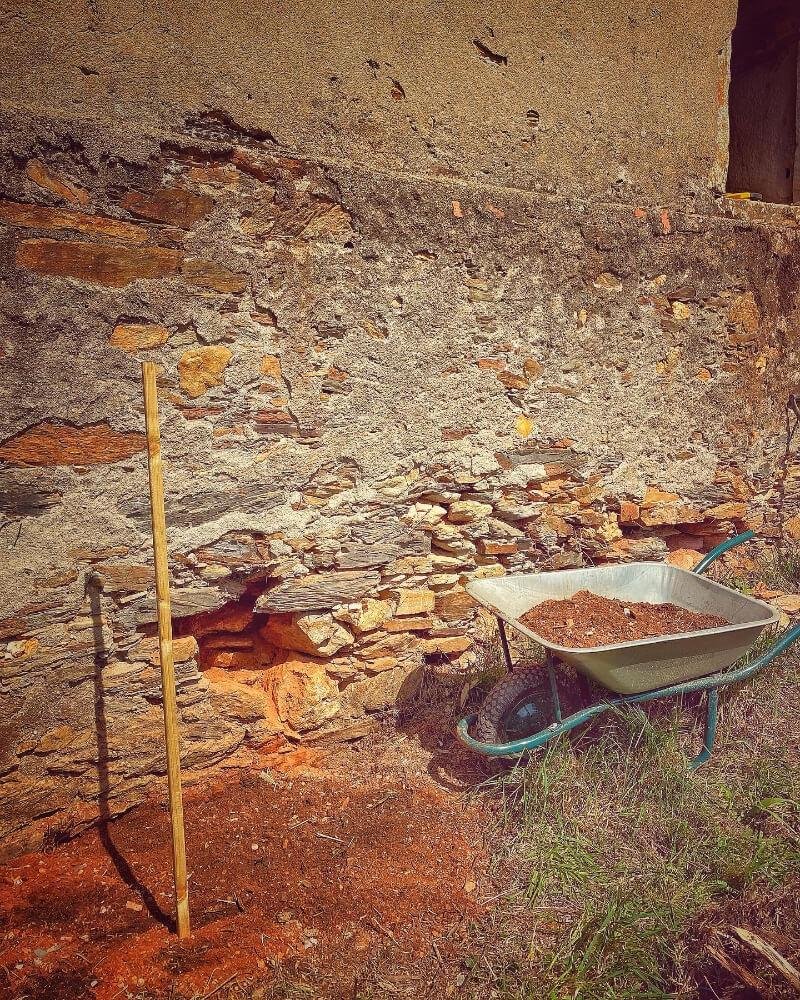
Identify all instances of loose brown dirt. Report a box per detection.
[519,589,730,647]
[0,732,489,1000]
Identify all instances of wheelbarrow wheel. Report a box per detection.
[475,664,555,745]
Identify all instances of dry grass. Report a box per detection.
[450,553,800,999]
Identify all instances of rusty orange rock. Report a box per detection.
[181,258,248,293]
[178,345,233,398]
[497,370,529,390]
[666,548,702,570]
[435,590,474,622]
[704,501,747,520]
[523,357,543,379]
[25,159,90,207]
[188,164,241,188]
[0,199,147,242]
[784,515,800,541]
[0,421,146,466]
[16,238,182,286]
[619,500,641,524]
[728,292,760,335]
[477,539,519,555]
[775,594,800,613]
[259,612,353,657]
[265,655,341,734]
[120,187,214,228]
[205,668,282,727]
[109,322,169,351]
[203,649,261,671]
[639,503,704,527]
[148,636,197,664]
[642,487,681,508]
[260,354,283,380]
[190,599,254,637]
[421,635,472,655]
[394,589,435,615]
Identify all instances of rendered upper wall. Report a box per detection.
[1,0,737,201]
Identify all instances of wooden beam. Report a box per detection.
[142,360,190,940]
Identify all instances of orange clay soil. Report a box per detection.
[0,747,488,1000]
[519,589,730,648]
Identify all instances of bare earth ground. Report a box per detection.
[4,552,800,1000]
[0,721,492,1000]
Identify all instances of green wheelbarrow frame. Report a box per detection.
[457,531,800,769]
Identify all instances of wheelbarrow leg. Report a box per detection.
[497,618,514,672]
[690,687,718,770]
[545,653,563,723]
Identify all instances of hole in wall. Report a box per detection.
[727,0,800,204]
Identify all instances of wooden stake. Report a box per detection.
[142,361,190,939]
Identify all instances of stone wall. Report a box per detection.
[3,1,800,856]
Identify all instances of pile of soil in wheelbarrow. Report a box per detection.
[519,590,730,647]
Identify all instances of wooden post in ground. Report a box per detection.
[142,361,190,940]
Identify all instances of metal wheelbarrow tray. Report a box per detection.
[465,560,778,695]
[457,531,800,768]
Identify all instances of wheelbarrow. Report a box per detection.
[457,531,800,768]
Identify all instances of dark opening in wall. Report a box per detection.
[727,0,800,204]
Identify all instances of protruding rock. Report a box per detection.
[256,571,380,613]
[619,500,640,524]
[260,612,353,657]
[639,504,703,527]
[435,589,474,622]
[641,487,681,508]
[704,501,747,520]
[354,597,393,632]
[205,668,281,726]
[395,589,435,615]
[341,662,422,713]
[265,656,341,734]
[447,500,493,524]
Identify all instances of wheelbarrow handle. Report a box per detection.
[692,529,755,575]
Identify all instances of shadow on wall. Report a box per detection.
[86,578,173,931]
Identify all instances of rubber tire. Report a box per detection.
[475,664,551,745]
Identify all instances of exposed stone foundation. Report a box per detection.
[2,108,800,856]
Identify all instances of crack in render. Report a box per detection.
[473,38,508,66]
